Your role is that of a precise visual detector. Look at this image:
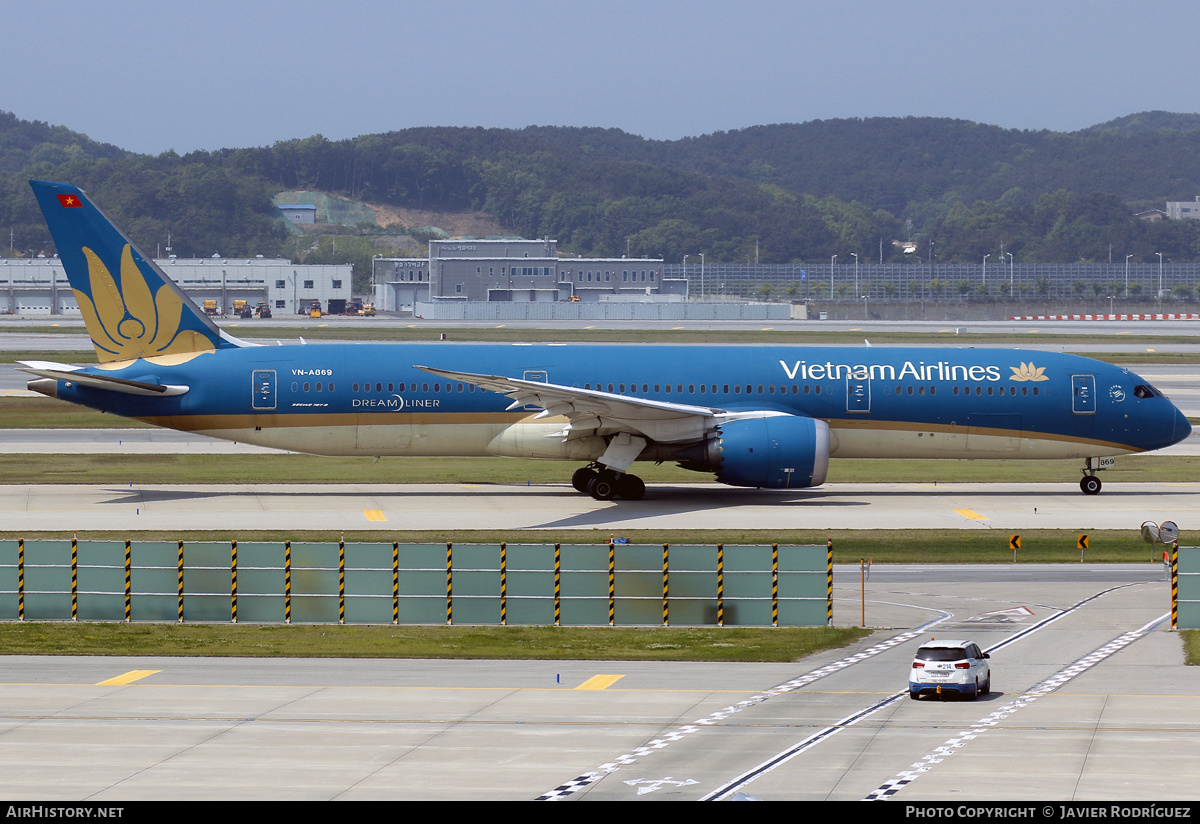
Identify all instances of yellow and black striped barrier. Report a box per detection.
[0,539,833,627]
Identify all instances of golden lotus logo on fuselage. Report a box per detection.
[76,244,216,363]
[1009,362,1049,382]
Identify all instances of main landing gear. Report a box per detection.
[571,463,646,501]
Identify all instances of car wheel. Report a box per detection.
[909,690,919,700]
[982,672,991,695]
[970,677,980,700]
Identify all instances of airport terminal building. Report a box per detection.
[372,239,686,313]
[0,256,351,316]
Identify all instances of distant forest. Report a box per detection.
[6,109,1200,291]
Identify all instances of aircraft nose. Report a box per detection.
[1173,406,1192,447]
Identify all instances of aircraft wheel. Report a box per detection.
[588,473,618,501]
[1080,476,1102,495]
[616,474,645,500]
[572,467,598,494]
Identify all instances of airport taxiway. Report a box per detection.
[0,480,1195,533]
[0,565,1192,801]
[1,320,1198,801]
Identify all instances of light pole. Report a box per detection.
[699,252,705,300]
[851,252,859,297]
[983,253,990,289]
[1157,252,1164,300]
[831,254,837,299]
[1125,254,1133,298]
[1006,252,1014,292]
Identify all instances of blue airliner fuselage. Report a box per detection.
[21,180,1192,499]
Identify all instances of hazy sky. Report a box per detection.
[5,1,1199,155]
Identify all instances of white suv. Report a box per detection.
[909,639,991,700]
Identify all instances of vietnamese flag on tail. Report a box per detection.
[56,194,82,207]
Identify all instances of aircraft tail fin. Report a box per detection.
[29,180,233,363]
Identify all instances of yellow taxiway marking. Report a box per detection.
[363,510,387,522]
[1147,348,1156,352]
[97,670,160,686]
[954,509,989,521]
[576,674,625,690]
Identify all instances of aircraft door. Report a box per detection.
[846,374,871,413]
[252,369,276,410]
[1071,374,1096,414]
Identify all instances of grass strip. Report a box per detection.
[1184,631,1200,666]
[0,450,1192,485]
[0,622,870,662]
[0,529,1179,565]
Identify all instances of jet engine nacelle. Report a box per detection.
[711,415,830,489]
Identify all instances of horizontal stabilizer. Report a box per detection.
[18,361,189,397]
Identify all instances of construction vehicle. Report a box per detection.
[255,302,272,319]
[233,299,253,319]
[202,299,218,316]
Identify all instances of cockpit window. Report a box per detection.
[1134,384,1164,399]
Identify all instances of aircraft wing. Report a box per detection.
[415,364,783,444]
[18,361,189,397]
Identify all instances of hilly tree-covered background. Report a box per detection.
[6,109,1200,292]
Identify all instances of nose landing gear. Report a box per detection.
[1080,456,1115,495]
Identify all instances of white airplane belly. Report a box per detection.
[190,422,508,457]
[828,425,1139,460]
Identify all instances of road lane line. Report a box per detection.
[863,612,1169,800]
[536,624,940,801]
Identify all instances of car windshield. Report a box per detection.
[916,647,967,662]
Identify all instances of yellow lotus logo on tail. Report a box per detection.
[1009,362,1048,382]
[76,244,217,363]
